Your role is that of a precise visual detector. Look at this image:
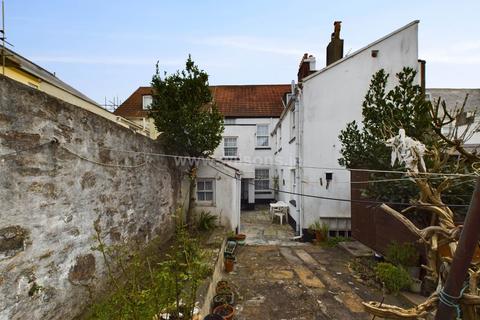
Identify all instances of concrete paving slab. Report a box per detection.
[338,240,374,257]
[293,265,325,288]
[294,249,321,268]
[279,247,303,265]
[268,269,294,280]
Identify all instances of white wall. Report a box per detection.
[272,99,300,228]
[299,21,419,229]
[195,161,241,231]
[212,117,279,201]
[271,22,420,234]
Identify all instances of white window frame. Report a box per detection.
[223,136,238,158]
[142,95,153,110]
[196,178,215,204]
[255,168,270,191]
[256,124,269,147]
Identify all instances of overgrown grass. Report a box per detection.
[82,216,215,320]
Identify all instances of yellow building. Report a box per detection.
[0,47,152,138]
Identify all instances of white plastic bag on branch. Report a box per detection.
[385,129,426,173]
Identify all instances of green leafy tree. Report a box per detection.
[339,68,431,170]
[338,67,473,211]
[150,56,224,226]
[338,68,432,205]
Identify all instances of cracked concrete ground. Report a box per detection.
[221,210,409,320]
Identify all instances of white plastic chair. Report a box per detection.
[272,207,286,225]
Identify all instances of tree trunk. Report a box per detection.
[186,163,197,229]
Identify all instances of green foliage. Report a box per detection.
[324,236,351,247]
[375,262,412,294]
[309,220,329,239]
[86,212,212,320]
[196,210,218,231]
[338,67,475,209]
[150,55,224,158]
[339,67,431,170]
[386,242,420,268]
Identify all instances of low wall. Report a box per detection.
[350,171,421,254]
[0,76,182,319]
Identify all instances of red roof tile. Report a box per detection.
[114,87,153,118]
[114,84,291,118]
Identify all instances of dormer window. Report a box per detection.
[142,95,153,110]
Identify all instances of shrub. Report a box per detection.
[386,242,420,267]
[197,211,218,231]
[375,262,411,294]
[324,236,351,247]
[86,210,212,320]
[309,220,329,239]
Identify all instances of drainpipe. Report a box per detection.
[295,87,303,236]
[418,59,426,94]
[237,172,241,232]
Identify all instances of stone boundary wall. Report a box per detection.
[0,76,182,319]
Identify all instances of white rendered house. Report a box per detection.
[272,20,422,236]
[210,85,291,211]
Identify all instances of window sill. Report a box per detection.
[255,147,271,150]
[195,202,216,207]
[289,137,296,144]
[255,191,272,195]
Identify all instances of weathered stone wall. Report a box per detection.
[0,76,181,320]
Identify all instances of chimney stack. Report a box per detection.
[297,53,316,82]
[326,21,344,66]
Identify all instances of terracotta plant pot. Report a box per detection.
[224,258,234,273]
[235,234,246,245]
[315,230,325,242]
[213,304,235,320]
[211,292,235,310]
[203,314,223,320]
[216,280,229,293]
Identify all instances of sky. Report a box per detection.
[5,0,480,106]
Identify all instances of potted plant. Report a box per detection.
[211,292,235,310]
[216,280,230,293]
[309,220,329,242]
[226,231,236,242]
[224,256,235,273]
[213,304,234,320]
[203,315,223,320]
[234,234,246,245]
